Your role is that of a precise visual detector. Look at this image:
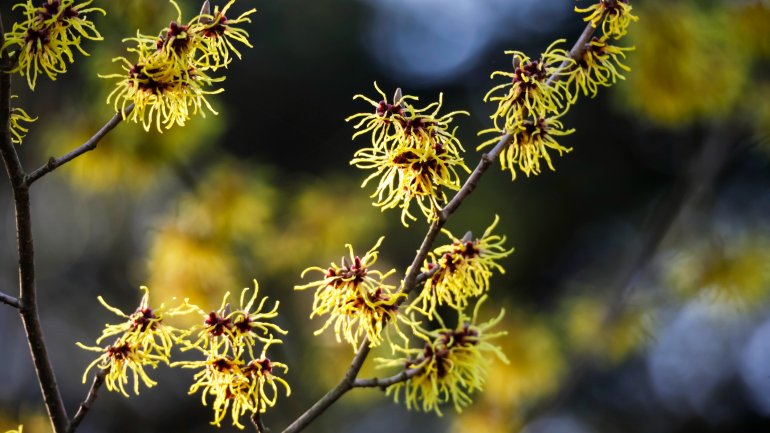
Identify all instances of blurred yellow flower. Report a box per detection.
[666,235,770,307]
[621,3,747,125]
[562,295,647,363]
[732,3,770,58]
[148,228,241,309]
[3,426,22,433]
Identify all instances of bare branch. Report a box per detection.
[67,369,107,433]
[0,291,21,309]
[0,54,69,433]
[353,368,422,389]
[282,342,371,433]
[546,18,598,87]
[26,104,134,186]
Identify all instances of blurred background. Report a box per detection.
[2,0,770,432]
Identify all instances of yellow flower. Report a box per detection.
[563,36,634,102]
[175,339,290,429]
[353,140,469,225]
[2,0,105,89]
[9,97,37,145]
[76,286,194,396]
[413,215,513,319]
[182,281,287,360]
[380,297,508,415]
[348,85,470,225]
[484,40,573,133]
[102,46,224,132]
[295,237,404,348]
[478,116,574,180]
[575,0,638,40]
[192,0,257,69]
[348,84,468,152]
[93,286,195,360]
[77,339,163,397]
[346,82,415,150]
[4,426,22,433]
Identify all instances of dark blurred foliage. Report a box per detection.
[2,0,770,432]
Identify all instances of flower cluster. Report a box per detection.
[101,0,256,131]
[175,281,290,429]
[483,0,637,179]
[379,297,508,415]
[414,216,514,319]
[77,286,194,396]
[78,281,290,429]
[348,83,470,225]
[295,237,404,349]
[480,40,575,180]
[1,0,105,89]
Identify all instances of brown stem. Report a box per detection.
[25,104,134,186]
[352,368,423,389]
[67,369,107,433]
[281,342,371,433]
[251,386,270,433]
[0,66,69,433]
[251,412,268,433]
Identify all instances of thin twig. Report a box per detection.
[282,342,371,433]
[251,412,268,433]
[67,369,107,433]
[0,48,70,433]
[25,104,134,186]
[353,368,422,389]
[414,262,442,286]
[0,291,21,309]
[251,389,269,433]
